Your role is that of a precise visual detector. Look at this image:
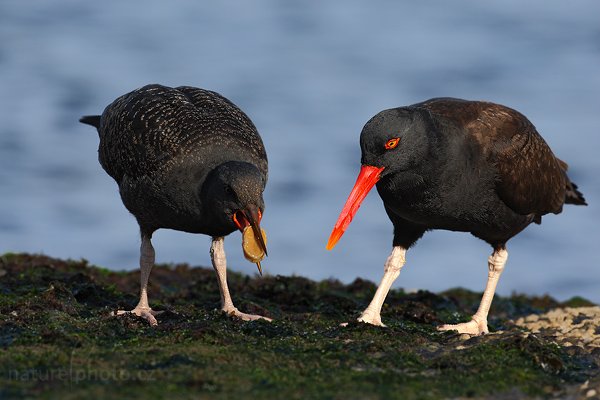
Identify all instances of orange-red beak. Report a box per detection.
[326,165,385,250]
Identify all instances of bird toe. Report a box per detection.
[437,319,488,336]
[112,307,160,326]
[357,312,386,327]
[223,306,272,322]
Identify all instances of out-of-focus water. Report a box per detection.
[1,1,599,301]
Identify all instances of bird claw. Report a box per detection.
[438,318,488,335]
[112,307,162,326]
[357,311,386,327]
[222,306,272,322]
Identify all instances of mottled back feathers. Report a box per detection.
[95,84,267,184]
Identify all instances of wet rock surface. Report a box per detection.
[514,307,600,400]
[0,253,598,399]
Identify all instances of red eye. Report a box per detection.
[385,137,400,150]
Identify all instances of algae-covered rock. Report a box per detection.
[0,253,598,399]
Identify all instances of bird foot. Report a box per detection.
[113,307,163,326]
[438,318,488,335]
[222,306,272,322]
[357,310,386,327]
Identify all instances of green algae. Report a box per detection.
[0,253,597,399]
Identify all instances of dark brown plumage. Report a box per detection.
[80,84,271,325]
[92,84,267,236]
[415,98,585,221]
[327,97,586,334]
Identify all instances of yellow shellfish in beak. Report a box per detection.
[242,226,267,274]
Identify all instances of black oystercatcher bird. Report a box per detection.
[80,84,270,326]
[327,98,587,335]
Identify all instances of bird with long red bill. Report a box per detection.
[327,98,586,335]
[80,84,271,326]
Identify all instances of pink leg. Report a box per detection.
[357,246,406,327]
[211,237,272,322]
[113,235,161,326]
[438,248,508,335]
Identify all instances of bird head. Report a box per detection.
[204,161,268,274]
[327,107,432,250]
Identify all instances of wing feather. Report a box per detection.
[416,98,566,216]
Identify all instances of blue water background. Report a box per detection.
[1,1,599,301]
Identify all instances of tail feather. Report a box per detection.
[557,157,587,206]
[79,115,101,129]
[565,180,587,206]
